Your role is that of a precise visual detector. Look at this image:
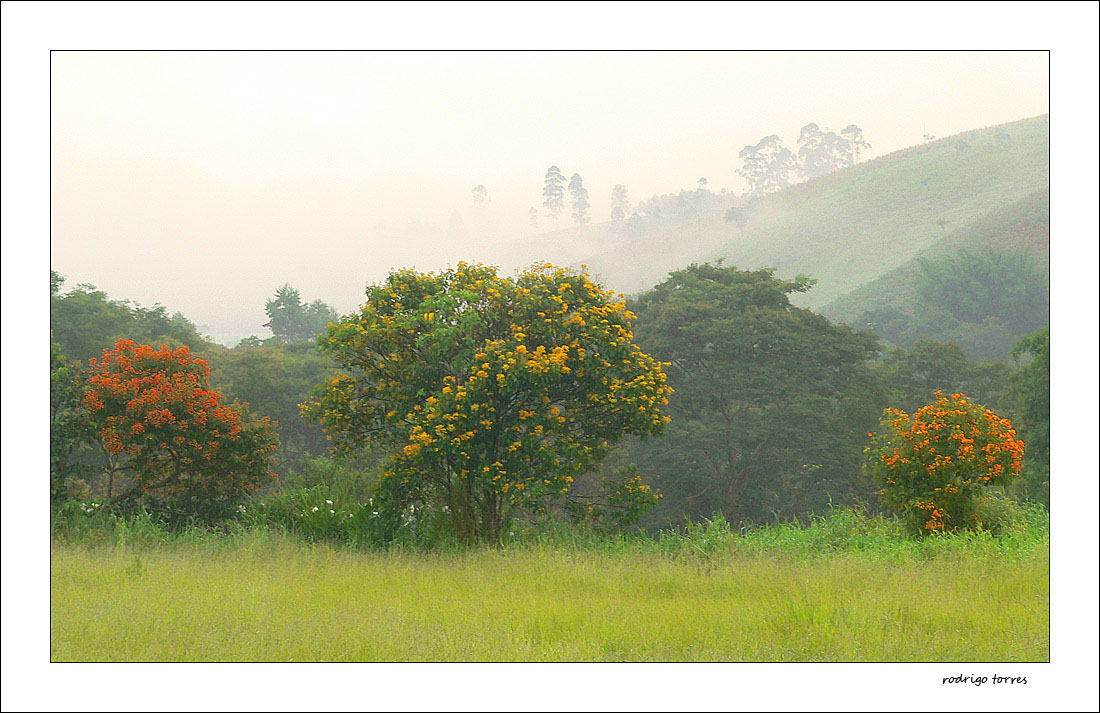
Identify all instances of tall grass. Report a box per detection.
[50,508,1048,662]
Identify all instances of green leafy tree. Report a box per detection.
[303,262,672,543]
[627,263,882,525]
[50,334,95,501]
[915,247,1048,329]
[264,284,338,344]
[1005,328,1049,505]
[542,166,566,220]
[51,271,212,363]
[610,184,629,221]
[568,173,591,224]
[841,124,870,163]
[211,341,335,468]
[738,135,797,195]
[305,300,339,334]
[882,247,1052,361]
[878,340,1009,414]
[797,123,853,179]
[264,284,306,343]
[472,184,489,206]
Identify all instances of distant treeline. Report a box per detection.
[858,246,1048,362]
[506,123,870,229]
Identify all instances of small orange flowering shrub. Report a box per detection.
[864,391,1024,535]
[84,339,279,522]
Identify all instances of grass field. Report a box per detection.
[50,512,1049,662]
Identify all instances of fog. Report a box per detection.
[50,51,1049,343]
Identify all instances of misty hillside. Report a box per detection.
[823,188,1049,326]
[501,115,1049,312]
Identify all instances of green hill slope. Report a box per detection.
[823,189,1049,325]
[819,188,1049,361]
[506,115,1048,312]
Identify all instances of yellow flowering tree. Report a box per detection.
[303,262,671,543]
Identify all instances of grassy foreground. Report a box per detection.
[51,513,1048,662]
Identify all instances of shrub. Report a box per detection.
[244,486,368,543]
[272,455,380,504]
[972,491,1028,535]
[865,391,1024,535]
[245,485,452,548]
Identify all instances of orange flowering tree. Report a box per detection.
[84,339,279,522]
[864,391,1024,534]
[303,262,671,543]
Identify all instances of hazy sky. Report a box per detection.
[50,51,1049,341]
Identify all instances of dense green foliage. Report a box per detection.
[876,340,1009,414]
[1005,328,1050,505]
[50,335,96,501]
[209,340,334,468]
[263,283,338,344]
[51,271,214,364]
[915,247,1046,327]
[47,273,345,521]
[738,134,797,195]
[848,248,1048,362]
[48,259,1050,547]
[627,263,881,525]
[795,122,868,180]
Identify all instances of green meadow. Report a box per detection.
[50,511,1049,662]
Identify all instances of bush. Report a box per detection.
[972,491,1028,535]
[865,391,1024,535]
[51,500,181,546]
[271,455,380,504]
[244,486,370,543]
